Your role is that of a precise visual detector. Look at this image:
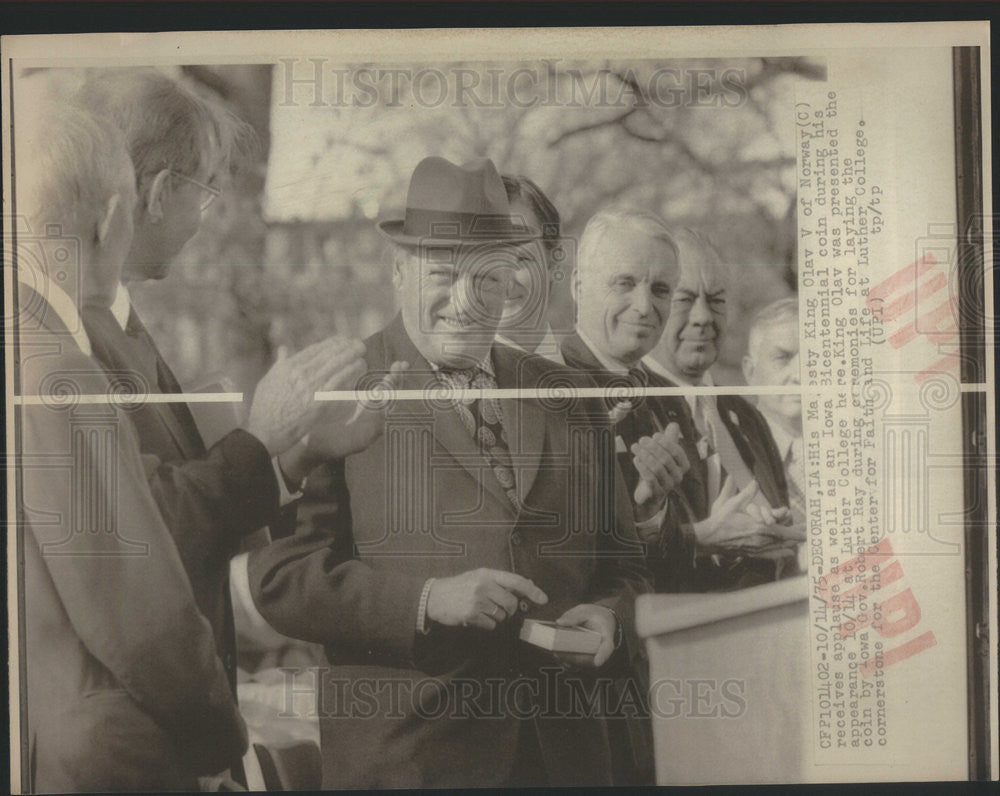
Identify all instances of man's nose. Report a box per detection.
[788,352,801,383]
[454,272,500,320]
[451,273,478,316]
[631,284,653,316]
[689,292,712,324]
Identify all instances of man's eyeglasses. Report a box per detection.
[169,170,221,211]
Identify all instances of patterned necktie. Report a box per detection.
[784,437,807,525]
[437,365,520,510]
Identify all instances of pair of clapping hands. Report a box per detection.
[242,337,409,484]
[628,423,805,553]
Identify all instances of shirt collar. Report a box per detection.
[110,282,131,330]
[576,328,632,375]
[759,408,798,460]
[428,352,495,377]
[641,355,713,386]
[16,265,92,356]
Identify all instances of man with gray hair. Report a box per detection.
[560,206,697,589]
[742,297,806,529]
[644,228,804,588]
[14,101,246,791]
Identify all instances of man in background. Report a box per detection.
[644,229,804,588]
[15,101,245,792]
[742,297,806,531]
[496,173,565,363]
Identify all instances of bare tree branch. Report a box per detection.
[547,108,640,147]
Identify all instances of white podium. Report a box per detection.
[636,576,812,785]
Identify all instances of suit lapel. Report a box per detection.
[718,396,786,509]
[123,307,205,457]
[563,332,714,518]
[82,306,203,461]
[644,369,711,519]
[494,345,545,506]
[559,332,603,378]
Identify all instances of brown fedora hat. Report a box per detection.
[377,156,532,246]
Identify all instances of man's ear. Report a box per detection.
[96,192,124,247]
[391,256,404,290]
[741,353,755,385]
[144,169,171,222]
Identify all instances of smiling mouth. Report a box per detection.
[621,321,658,332]
[438,315,475,329]
[680,334,715,344]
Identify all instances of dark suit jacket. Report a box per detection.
[82,305,285,697]
[560,333,702,593]
[16,287,246,792]
[249,314,651,788]
[561,333,790,592]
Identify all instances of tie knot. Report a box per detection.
[438,364,494,392]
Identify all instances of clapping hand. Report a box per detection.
[694,479,805,553]
[304,359,410,462]
[631,422,689,521]
[247,337,367,456]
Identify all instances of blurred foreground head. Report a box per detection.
[17,100,136,309]
[648,227,728,383]
[573,206,679,368]
[498,174,562,343]
[78,68,256,280]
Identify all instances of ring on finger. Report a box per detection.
[490,605,501,619]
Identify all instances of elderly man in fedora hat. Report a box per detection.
[250,156,650,788]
